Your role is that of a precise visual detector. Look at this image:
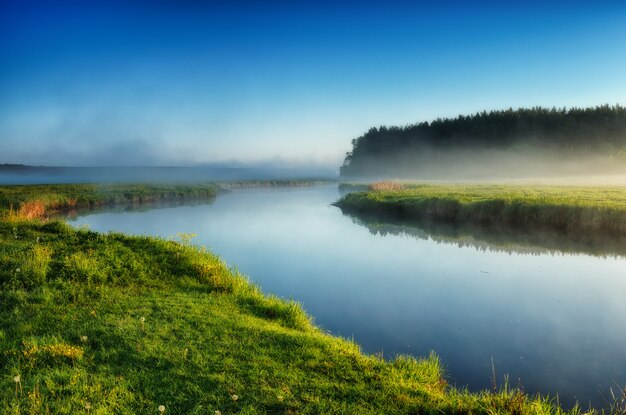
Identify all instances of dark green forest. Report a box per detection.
[340,105,626,178]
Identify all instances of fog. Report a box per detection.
[343,147,626,185]
[0,165,338,185]
[4,148,626,186]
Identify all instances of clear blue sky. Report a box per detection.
[1,1,625,167]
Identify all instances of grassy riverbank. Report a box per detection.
[336,183,626,235]
[0,181,335,220]
[0,183,615,414]
[0,183,219,220]
[3,220,597,414]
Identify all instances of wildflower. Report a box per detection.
[15,268,20,273]
[140,317,146,322]
[81,335,88,342]
[158,405,165,413]
[231,394,238,401]
[13,374,21,397]
[215,411,222,415]
[277,395,284,401]
[85,402,91,412]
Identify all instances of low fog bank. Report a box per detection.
[341,148,626,185]
[0,166,338,185]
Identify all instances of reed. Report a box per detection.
[336,183,626,235]
[0,183,219,219]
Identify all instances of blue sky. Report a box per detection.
[1,1,625,167]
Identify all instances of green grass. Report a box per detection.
[0,181,337,220]
[0,183,619,414]
[336,183,626,235]
[0,183,219,219]
[1,220,599,414]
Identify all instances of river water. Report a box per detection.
[68,184,626,408]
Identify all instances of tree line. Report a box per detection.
[341,105,626,177]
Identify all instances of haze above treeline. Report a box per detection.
[341,104,626,181]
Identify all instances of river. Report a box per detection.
[68,184,626,408]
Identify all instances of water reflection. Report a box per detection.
[58,198,216,220]
[340,210,626,258]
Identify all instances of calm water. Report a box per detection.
[69,185,626,408]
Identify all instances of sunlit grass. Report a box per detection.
[0,183,219,220]
[0,183,621,413]
[0,218,615,414]
[337,182,626,234]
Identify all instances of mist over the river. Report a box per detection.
[0,165,338,185]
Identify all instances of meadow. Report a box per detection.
[1,183,624,414]
[336,183,626,235]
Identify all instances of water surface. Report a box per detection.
[69,185,626,408]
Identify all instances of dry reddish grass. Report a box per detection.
[18,200,47,219]
[369,181,405,191]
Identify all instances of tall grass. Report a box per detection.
[0,183,219,220]
[336,183,626,235]
[0,181,334,220]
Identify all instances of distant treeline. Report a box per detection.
[341,105,626,177]
[0,164,30,170]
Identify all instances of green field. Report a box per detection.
[336,183,626,235]
[0,183,620,414]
